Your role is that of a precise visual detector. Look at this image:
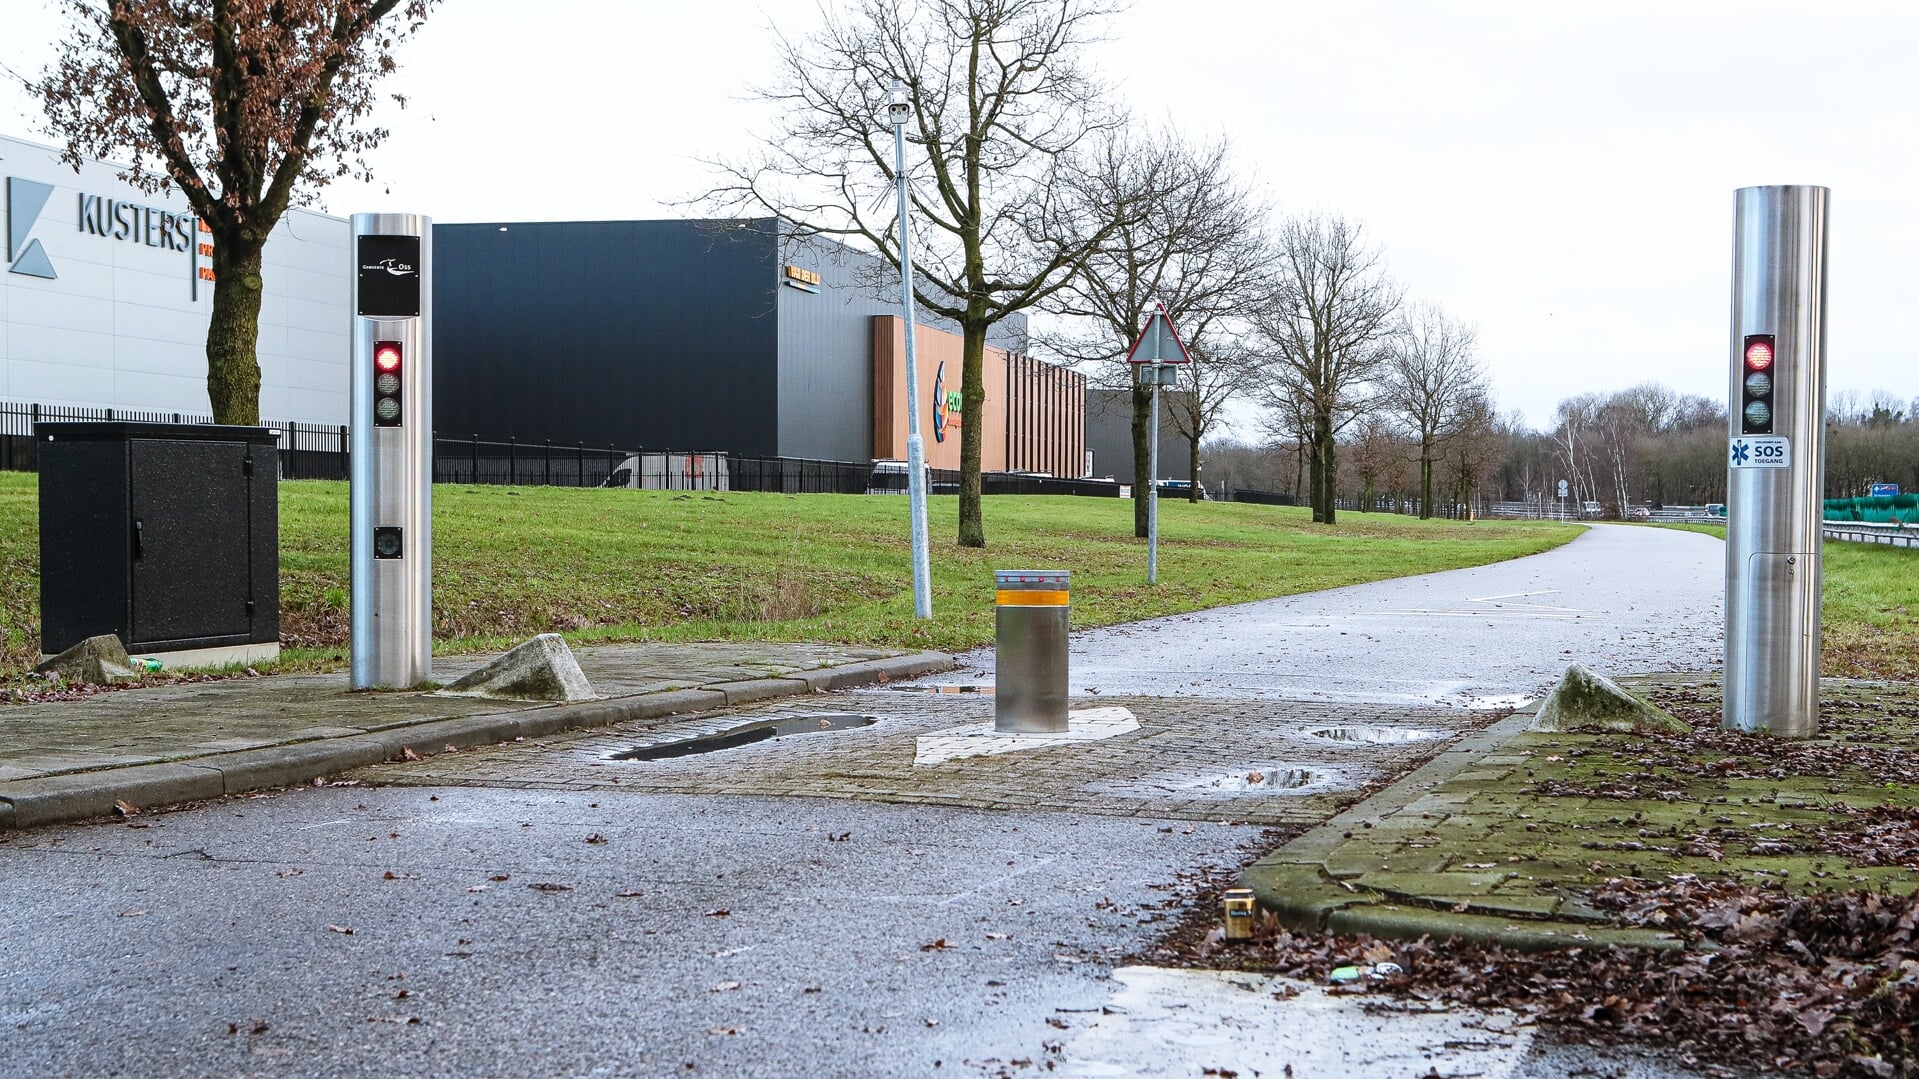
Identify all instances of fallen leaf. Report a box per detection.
[984,932,1009,941]
[920,938,951,951]
[707,1025,742,1036]
[467,885,488,893]
[703,908,731,918]
[615,890,645,898]
[527,882,573,893]
[401,747,420,762]
[326,924,354,935]
[584,834,608,845]
[489,874,510,882]
[113,799,140,817]
[276,868,302,879]
[119,908,148,917]
[711,981,742,992]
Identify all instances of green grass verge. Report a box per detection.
[1659,522,1919,679]
[0,473,1577,674]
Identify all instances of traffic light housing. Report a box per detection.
[373,341,402,427]
[1740,334,1774,435]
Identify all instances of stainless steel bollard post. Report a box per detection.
[994,570,1070,733]
[1724,186,1829,737]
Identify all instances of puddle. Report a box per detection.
[610,713,875,761]
[1187,767,1321,792]
[1308,725,1443,746]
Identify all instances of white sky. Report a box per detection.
[4,0,1915,429]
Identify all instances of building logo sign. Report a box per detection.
[930,361,964,443]
[5,174,211,296]
[782,264,820,293]
[6,177,57,279]
[932,361,948,442]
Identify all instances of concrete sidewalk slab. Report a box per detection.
[0,642,952,829]
[1239,695,1695,953]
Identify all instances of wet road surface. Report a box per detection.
[0,523,1730,1077]
[937,522,1725,706]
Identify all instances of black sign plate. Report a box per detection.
[357,235,421,317]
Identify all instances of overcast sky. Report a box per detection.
[4,1,1914,429]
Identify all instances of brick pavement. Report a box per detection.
[356,690,1514,826]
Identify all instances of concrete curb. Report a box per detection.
[0,649,953,830]
[1239,701,1694,954]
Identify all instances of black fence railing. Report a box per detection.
[1227,488,1298,506]
[4,403,1128,498]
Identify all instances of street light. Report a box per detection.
[888,79,932,619]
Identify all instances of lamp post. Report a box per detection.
[888,80,933,619]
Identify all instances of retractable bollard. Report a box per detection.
[994,570,1070,734]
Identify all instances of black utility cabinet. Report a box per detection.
[38,422,279,657]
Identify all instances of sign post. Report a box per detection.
[1724,186,1828,737]
[887,81,933,619]
[350,213,433,690]
[1126,303,1192,584]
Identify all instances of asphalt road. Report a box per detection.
[0,523,1729,1078]
[939,521,1726,706]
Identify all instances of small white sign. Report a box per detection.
[1730,436,1791,469]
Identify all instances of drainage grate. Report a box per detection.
[1308,726,1442,746]
[611,713,876,761]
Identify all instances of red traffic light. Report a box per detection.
[373,340,403,427]
[1743,336,1773,372]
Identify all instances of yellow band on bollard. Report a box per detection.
[996,589,1070,607]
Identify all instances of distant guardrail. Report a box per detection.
[1823,521,1919,549]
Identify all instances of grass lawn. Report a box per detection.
[0,473,1579,674]
[1662,522,1919,680]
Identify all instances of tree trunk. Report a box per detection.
[206,240,266,426]
[1419,434,1435,520]
[1187,429,1200,503]
[1312,408,1338,525]
[1131,375,1152,538]
[957,320,988,548]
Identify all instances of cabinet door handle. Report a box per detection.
[133,518,144,560]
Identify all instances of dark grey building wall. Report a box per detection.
[434,218,1030,464]
[774,229,1028,462]
[433,220,781,456]
[1085,388,1193,482]
[774,233,892,463]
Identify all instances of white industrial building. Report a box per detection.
[2,133,350,424]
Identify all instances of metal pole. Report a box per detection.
[1724,185,1829,737]
[349,212,433,690]
[1147,369,1160,584]
[890,81,933,619]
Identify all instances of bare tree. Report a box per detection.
[1251,215,1401,524]
[1380,302,1482,518]
[1164,337,1259,502]
[32,0,435,425]
[708,0,1126,548]
[1041,132,1268,523]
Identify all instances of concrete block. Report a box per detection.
[34,634,142,685]
[1530,663,1689,735]
[441,633,595,702]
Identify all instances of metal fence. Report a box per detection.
[1823,521,1919,549]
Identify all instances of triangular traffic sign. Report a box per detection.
[1124,304,1192,364]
